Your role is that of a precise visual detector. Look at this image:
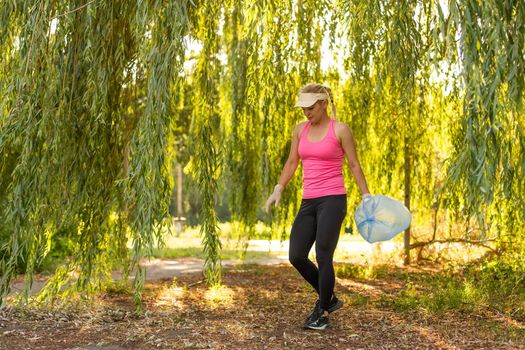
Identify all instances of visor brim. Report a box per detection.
[293,99,318,108]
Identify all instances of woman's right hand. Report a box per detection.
[361,193,372,205]
[265,184,284,213]
[362,193,372,200]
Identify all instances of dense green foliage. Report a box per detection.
[1,0,524,309]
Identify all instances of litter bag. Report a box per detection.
[354,195,411,243]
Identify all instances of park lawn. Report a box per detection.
[1,263,524,350]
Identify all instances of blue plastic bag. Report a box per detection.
[354,195,411,243]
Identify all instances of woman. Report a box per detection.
[265,83,370,330]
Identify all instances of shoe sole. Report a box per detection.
[304,323,329,330]
[327,299,343,313]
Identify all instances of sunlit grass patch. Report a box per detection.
[336,263,376,279]
[204,285,235,308]
[384,273,485,314]
[103,280,132,296]
[226,263,272,276]
[347,292,371,306]
[155,278,187,308]
[474,318,525,344]
[387,281,422,311]
[335,240,403,264]
[333,263,493,315]
[162,221,276,241]
[150,242,283,261]
[462,259,525,319]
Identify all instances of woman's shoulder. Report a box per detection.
[294,121,308,136]
[333,120,353,141]
[334,120,351,133]
[296,120,308,128]
[333,119,349,129]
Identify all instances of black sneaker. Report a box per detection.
[305,296,343,323]
[304,303,329,330]
[305,300,322,324]
[327,296,343,313]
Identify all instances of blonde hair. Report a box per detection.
[300,83,337,118]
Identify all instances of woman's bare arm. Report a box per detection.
[336,122,370,196]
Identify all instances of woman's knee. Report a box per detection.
[289,253,308,267]
[315,250,334,266]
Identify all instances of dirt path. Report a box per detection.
[8,256,289,296]
[2,264,524,350]
[9,240,397,295]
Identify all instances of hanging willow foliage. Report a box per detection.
[1,0,525,308]
[436,0,525,251]
[214,0,328,246]
[222,0,261,247]
[0,0,188,309]
[188,0,223,285]
[335,0,446,263]
[255,0,329,239]
[252,0,301,239]
[125,0,189,311]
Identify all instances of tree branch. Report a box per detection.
[409,238,498,253]
[49,0,96,20]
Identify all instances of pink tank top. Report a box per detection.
[298,119,346,199]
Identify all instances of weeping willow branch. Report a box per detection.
[126,0,188,311]
[49,0,96,20]
[439,0,525,244]
[410,238,497,251]
[191,0,222,286]
[338,0,436,264]
[1,0,524,308]
[0,0,189,309]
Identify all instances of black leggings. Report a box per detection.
[289,194,347,310]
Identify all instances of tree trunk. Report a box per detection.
[177,163,183,218]
[404,135,411,265]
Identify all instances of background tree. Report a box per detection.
[1,0,524,310]
[336,0,448,264]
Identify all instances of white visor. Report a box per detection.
[293,93,329,108]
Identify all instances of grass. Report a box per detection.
[376,266,482,314]
[151,246,282,261]
[152,224,289,261]
[335,261,525,322]
[335,263,390,279]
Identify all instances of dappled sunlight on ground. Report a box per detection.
[2,264,524,349]
[155,284,187,308]
[204,285,236,309]
[386,311,464,350]
[338,278,403,299]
